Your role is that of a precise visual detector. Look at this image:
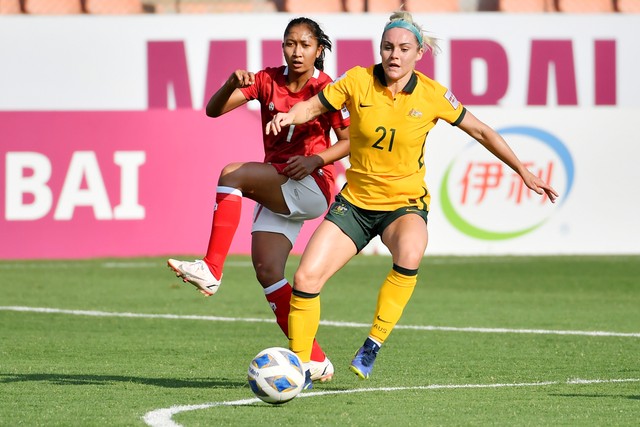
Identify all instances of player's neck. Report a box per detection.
[287,70,313,93]
[386,73,411,97]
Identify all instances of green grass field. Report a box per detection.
[1,255,639,426]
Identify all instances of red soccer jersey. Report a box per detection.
[240,66,350,203]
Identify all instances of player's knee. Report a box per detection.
[394,250,424,271]
[218,162,244,185]
[254,263,284,288]
[293,268,324,294]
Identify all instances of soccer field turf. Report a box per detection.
[1,255,638,426]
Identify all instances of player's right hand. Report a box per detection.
[266,112,293,136]
[229,70,255,88]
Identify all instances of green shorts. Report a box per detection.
[324,194,429,253]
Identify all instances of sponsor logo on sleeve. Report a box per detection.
[444,90,459,109]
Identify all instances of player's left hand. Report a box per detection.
[522,170,559,203]
[283,155,322,180]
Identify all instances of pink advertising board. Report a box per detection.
[0,110,327,259]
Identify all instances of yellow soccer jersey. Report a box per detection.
[319,64,466,211]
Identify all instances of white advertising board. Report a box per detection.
[0,13,637,110]
[1,13,638,257]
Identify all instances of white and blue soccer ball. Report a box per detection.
[247,347,305,404]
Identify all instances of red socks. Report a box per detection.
[264,280,326,362]
[203,186,242,280]
[204,186,326,363]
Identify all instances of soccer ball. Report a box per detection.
[247,347,305,404]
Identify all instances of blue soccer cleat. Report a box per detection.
[349,338,380,379]
[302,369,313,390]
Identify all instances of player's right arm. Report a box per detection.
[283,127,350,180]
[205,70,255,117]
[266,94,327,136]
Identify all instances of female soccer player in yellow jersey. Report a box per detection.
[267,11,558,384]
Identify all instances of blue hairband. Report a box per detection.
[384,20,423,47]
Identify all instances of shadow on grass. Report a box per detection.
[0,373,246,388]
[550,393,640,401]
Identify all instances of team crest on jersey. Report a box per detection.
[444,90,459,109]
[330,202,349,216]
[408,108,422,118]
[268,102,275,111]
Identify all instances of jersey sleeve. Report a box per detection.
[315,71,350,129]
[238,69,266,101]
[318,67,361,112]
[433,80,466,126]
[327,104,350,129]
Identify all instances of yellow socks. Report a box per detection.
[369,265,418,344]
[288,291,321,363]
[288,265,417,362]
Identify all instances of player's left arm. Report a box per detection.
[458,109,559,203]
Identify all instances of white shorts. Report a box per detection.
[252,175,329,245]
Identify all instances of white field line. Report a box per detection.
[142,377,640,427]
[1,306,639,338]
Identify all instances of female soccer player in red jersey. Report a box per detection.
[267,11,557,385]
[168,17,350,383]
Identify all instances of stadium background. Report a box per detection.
[1,0,639,258]
[2,0,639,14]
